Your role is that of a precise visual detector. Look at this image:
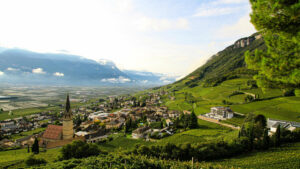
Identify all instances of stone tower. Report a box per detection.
[63,94,74,140]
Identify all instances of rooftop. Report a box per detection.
[42,125,63,140]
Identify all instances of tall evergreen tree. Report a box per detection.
[189,111,198,129]
[246,0,300,89]
[275,124,281,147]
[31,138,39,154]
[248,121,255,150]
[262,128,270,149]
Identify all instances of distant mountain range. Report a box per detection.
[0,48,177,86]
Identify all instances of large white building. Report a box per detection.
[203,106,234,120]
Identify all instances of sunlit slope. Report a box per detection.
[139,33,300,123]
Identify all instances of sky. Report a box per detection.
[0,0,256,77]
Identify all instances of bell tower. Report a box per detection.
[63,94,74,140]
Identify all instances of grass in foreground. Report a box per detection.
[204,142,300,169]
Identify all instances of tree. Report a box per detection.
[183,114,190,129]
[246,0,300,89]
[61,141,103,160]
[27,144,30,153]
[254,114,267,139]
[275,124,281,147]
[262,128,270,149]
[239,125,247,138]
[73,115,82,127]
[188,111,198,129]
[248,121,255,150]
[31,138,39,154]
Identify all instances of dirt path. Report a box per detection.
[198,115,240,130]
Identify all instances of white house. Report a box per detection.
[132,126,151,139]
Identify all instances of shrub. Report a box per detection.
[25,156,47,166]
[283,89,295,97]
[61,141,106,160]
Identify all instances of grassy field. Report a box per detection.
[0,148,61,168]
[156,120,238,145]
[0,106,60,121]
[203,142,300,169]
[97,119,237,152]
[148,78,300,123]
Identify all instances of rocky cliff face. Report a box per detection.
[233,34,262,49]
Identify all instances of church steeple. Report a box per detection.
[64,94,72,119]
[66,94,71,113]
[63,94,74,139]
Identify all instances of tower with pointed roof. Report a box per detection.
[63,94,74,140]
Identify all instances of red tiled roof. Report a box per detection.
[42,125,63,140]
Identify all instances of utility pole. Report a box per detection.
[191,157,194,169]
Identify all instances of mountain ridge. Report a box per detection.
[0,48,176,86]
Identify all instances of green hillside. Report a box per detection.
[137,33,300,123]
[176,33,265,88]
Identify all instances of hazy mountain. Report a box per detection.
[0,49,174,86]
[123,70,177,85]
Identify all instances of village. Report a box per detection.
[1,90,300,149]
[0,91,182,148]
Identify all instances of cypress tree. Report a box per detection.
[262,128,270,149]
[27,144,30,153]
[275,124,281,147]
[189,111,198,129]
[248,121,255,150]
[31,138,39,154]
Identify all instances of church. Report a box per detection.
[40,94,84,149]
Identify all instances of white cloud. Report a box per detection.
[213,0,247,5]
[193,0,247,17]
[194,6,240,17]
[0,71,4,76]
[32,68,46,74]
[141,80,148,84]
[217,15,256,39]
[53,72,64,77]
[163,80,171,84]
[101,76,131,83]
[6,67,19,71]
[135,17,189,31]
[118,76,131,83]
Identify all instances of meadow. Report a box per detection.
[97,119,237,152]
[0,148,61,168]
[203,142,300,169]
[148,78,300,124]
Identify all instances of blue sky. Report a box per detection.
[0,0,255,77]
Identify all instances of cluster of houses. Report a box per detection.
[0,113,57,136]
[78,106,181,141]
